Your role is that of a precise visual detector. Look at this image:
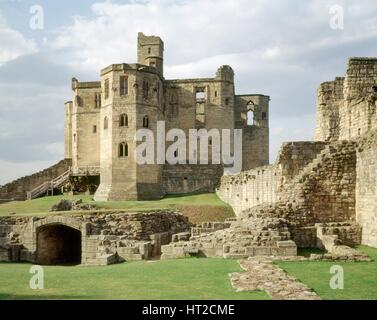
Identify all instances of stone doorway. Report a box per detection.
[36,224,82,265]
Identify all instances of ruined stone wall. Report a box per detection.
[0,210,192,265]
[217,165,280,216]
[356,131,377,247]
[216,139,357,250]
[163,66,235,168]
[314,77,344,141]
[280,141,357,226]
[0,159,71,201]
[339,58,377,140]
[235,95,269,170]
[162,164,223,194]
[217,142,328,215]
[276,141,329,181]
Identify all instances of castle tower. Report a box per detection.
[94,63,165,201]
[137,32,164,76]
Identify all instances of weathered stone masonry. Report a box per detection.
[212,57,377,250]
[0,211,191,265]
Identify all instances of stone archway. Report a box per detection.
[36,224,82,265]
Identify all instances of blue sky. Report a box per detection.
[1,0,377,184]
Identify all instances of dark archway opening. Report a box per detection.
[36,224,81,265]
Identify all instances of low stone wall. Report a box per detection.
[0,210,192,265]
[161,212,294,260]
[191,221,232,236]
[0,159,72,200]
[217,165,279,216]
[315,222,362,247]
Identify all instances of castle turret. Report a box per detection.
[137,32,164,77]
[94,63,164,201]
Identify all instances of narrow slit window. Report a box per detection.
[104,79,110,99]
[143,115,149,128]
[94,93,101,108]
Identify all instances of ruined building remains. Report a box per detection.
[1,42,377,265]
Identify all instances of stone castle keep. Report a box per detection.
[66,32,269,201]
[0,34,377,267]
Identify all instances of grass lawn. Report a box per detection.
[277,245,377,300]
[0,258,268,300]
[0,193,235,224]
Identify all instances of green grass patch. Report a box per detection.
[0,193,235,223]
[277,245,377,300]
[0,258,268,300]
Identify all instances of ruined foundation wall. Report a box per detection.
[0,210,192,265]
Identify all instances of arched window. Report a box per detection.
[247,101,255,126]
[104,116,109,129]
[120,114,128,127]
[143,115,149,128]
[119,142,128,157]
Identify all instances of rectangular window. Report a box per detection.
[104,79,110,99]
[120,76,128,96]
[93,125,97,133]
[94,93,101,108]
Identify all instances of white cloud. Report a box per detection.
[0,27,38,65]
[49,0,377,77]
[0,8,38,65]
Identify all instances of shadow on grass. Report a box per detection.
[163,191,214,199]
[0,293,95,300]
[297,247,327,257]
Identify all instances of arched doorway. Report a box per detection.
[36,224,82,265]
